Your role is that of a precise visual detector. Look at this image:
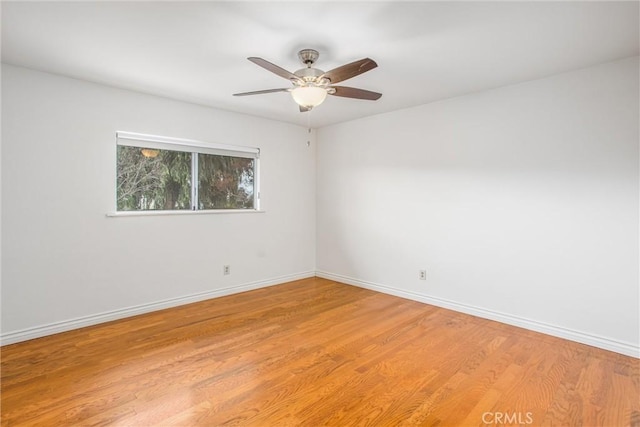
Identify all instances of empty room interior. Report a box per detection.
[1,1,639,426]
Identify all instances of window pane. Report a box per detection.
[117,146,191,211]
[198,154,254,209]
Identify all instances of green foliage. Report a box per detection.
[198,154,254,209]
[117,146,254,211]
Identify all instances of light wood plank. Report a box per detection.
[2,277,638,426]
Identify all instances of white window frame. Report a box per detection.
[110,131,261,216]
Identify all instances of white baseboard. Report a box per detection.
[316,271,640,358]
[0,271,315,346]
[4,270,637,358]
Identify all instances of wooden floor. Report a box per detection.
[1,278,638,426]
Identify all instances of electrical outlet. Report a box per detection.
[419,270,427,280]
[223,265,230,275]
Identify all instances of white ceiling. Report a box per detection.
[2,1,638,128]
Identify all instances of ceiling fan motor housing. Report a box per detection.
[295,49,328,86]
[293,67,326,85]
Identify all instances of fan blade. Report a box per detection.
[329,86,382,100]
[233,88,290,96]
[248,57,302,82]
[320,58,377,84]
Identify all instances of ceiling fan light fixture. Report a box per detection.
[291,85,327,108]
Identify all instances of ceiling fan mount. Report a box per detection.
[297,48,320,67]
[234,48,382,112]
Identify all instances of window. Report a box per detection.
[116,132,259,212]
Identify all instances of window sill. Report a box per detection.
[106,209,265,217]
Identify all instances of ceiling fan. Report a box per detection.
[233,49,382,112]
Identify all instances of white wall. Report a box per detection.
[1,64,316,341]
[317,57,639,356]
